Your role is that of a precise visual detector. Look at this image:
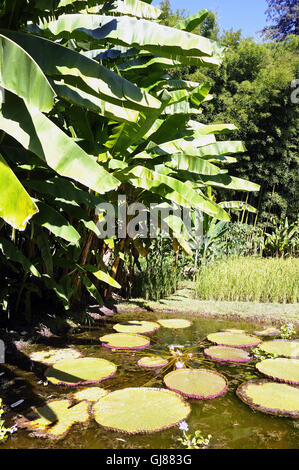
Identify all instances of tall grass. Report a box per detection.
[195,257,298,304]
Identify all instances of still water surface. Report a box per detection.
[1,313,298,449]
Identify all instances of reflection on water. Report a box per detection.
[0,313,298,449]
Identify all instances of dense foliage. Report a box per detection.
[0,0,260,322]
[262,0,299,40]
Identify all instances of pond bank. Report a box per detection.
[110,282,299,328]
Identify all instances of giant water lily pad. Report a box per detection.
[137,356,169,368]
[236,380,299,418]
[253,327,281,337]
[207,332,261,348]
[157,319,191,329]
[113,320,160,335]
[164,368,228,399]
[100,333,150,350]
[256,358,299,385]
[93,387,190,434]
[259,340,299,358]
[45,357,117,386]
[29,348,82,365]
[73,387,109,402]
[17,399,90,439]
[204,346,251,363]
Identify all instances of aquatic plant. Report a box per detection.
[259,339,299,358]
[204,346,252,363]
[137,356,169,368]
[253,327,281,337]
[164,369,228,399]
[236,379,299,418]
[251,347,278,361]
[72,387,109,402]
[157,319,191,329]
[256,358,299,385]
[17,399,90,439]
[280,323,296,340]
[45,357,117,386]
[113,321,160,335]
[100,333,150,350]
[207,332,262,348]
[177,421,212,449]
[93,387,191,434]
[29,348,82,365]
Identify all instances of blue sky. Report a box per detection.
[153,0,269,40]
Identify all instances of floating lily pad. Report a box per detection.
[29,348,82,365]
[236,379,299,418]
[113,320,160,335]
[204,346,252,363]
[100,333,150,350]
[137,356,169,368]
[259,340,299,358]
[17,399,90,439]
[45,357,117,386]
[207,332,262,348]
[164,368,228,399]
[157,319,191,329]
[253,327,281,337]
[93,387,190,434]
[73,387,109,402]
[256,358,299,385]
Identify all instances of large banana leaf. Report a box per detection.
[0,153,38,230]
[52,81,139,123]
[175,9,209,32]
[1,30,160,112]
[219,201,258,213]
[0,34,55,112]
[165,154,221,176]
[194,174,261,192]
[0,92,120,194]
[28,14,225,60]
[0,237,40,277]
[33,201,81,245]
[117,165,230,220]
[106,0,161,19]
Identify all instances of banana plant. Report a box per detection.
[0,0,261,314]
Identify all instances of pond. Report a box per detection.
[0,313,298,449]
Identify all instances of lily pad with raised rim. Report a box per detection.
[207,332,262,348]
[45,357,117,386]
[93,387,191,434]
[157,319,191,329]
[29,348,82,365]
[72,387,109,402]
[164,368,228,399]
[253,327,281,337]
[113,320,160,335]
[100,333,150,350]
[137,356,169,368]
[17,399,90,439]
[259,340,299,358]
[236,379,299,418]
[204,346,252,363]
[256,358,299,385]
